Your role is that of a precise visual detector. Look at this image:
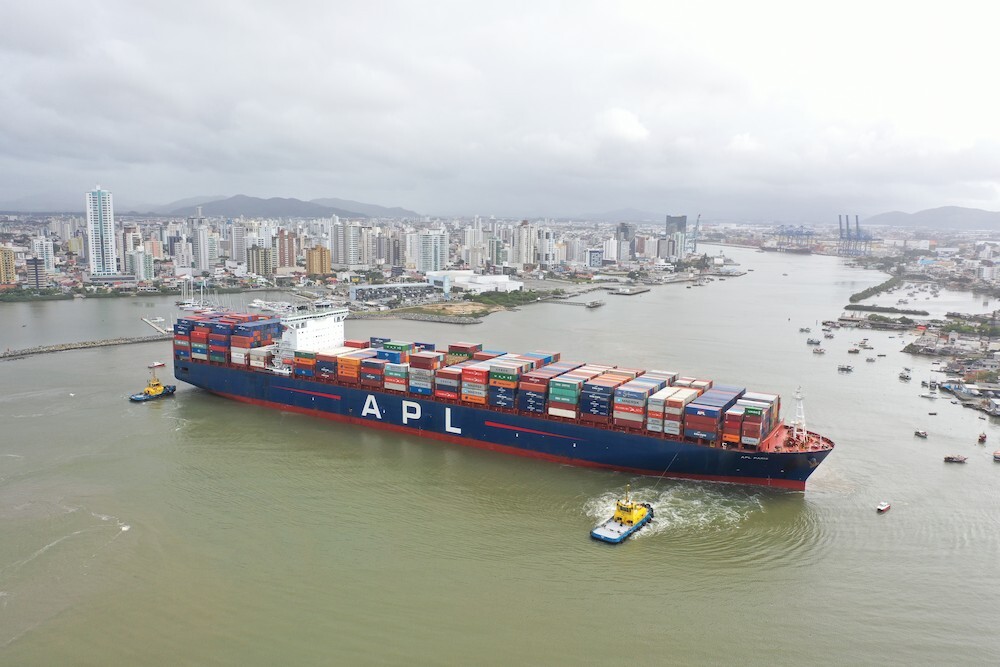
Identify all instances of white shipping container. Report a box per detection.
[548,407,577,419]
[740,436,761,446]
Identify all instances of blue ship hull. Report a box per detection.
[174,361,832,490]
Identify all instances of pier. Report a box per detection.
[1,334,172,361]
[544,299,605,308]
[607,287,650,296]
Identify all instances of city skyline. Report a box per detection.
[4,3,1000,221]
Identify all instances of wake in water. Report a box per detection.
[583,482,765,539]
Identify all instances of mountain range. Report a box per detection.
[0,193,420,219]
[864,206,1000,229]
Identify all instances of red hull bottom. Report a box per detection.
[213,390,808,491]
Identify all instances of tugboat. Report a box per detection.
[876,501,891,513]
[590,484,653,544]
[129,362,176,402]
[944,455,967,464]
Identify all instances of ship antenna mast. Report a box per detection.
[791,387,807,441]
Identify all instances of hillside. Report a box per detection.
[310,197,419,218]
[170,195,366,218]
[865,206,1000,229]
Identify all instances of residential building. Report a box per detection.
[306,245,331,276]
[247,244,275,277]
[86,186,118,276]
[416,228,447,273]
[0,246,15,284]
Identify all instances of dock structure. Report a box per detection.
[608,287,650,296]
[141,317,171,334]
[1,334,172,360]
[838,215,874,257]
[544,299,605,308]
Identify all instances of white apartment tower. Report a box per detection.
[86,186,118,276]
[416,228,447,273]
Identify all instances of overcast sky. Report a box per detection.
[3,1,999,220]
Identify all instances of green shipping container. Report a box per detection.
[489,371,519,382]
[548,388,580,401]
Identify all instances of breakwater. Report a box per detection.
[1,334,172,360]
[346,312,483,325]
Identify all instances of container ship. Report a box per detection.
[172,309,834,490]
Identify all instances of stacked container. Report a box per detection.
[683,387,746,443]
[249,345,276,369]
[434,367,462,399]
[612,371,675,429]
[446,342,482,366]
[337,349,376,382]
[360,358,387,388]
[647,387,678,432]
[460,361,489,405]
[722,406,745,445]
[580,370,632,424]
[516,361,582,414]
[737,392,780,447]
[409,351,444,396]
[547,364,610,418]
[383,362,409,392]
[315,347,352,378]
[662,387,702,437]
[293,350,316,377]
[173,319,193,362]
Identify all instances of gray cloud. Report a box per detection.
[2,1,999,220]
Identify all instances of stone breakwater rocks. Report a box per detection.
[1,334,172,360]
[346,312,483,325]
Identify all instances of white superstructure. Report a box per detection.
[280,308,348,353]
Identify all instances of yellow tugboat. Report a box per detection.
[129,362,177,402]
[590,484,653,544]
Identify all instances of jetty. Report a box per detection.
[545,299,605,308]
[1,334,172,361]
[607,287,650,296]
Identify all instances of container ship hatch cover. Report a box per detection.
[172,309,834,490]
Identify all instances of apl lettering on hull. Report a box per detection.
[360,394,463,435]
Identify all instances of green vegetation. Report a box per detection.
[941,322,1000,338]
[867,314,915,325]
[0,289,72,302]
[464,289,552,307]
[849,276,902,303]
[845,304,929,316]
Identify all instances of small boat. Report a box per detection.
[919,393,938,399]
[993,450,1000,462]
[876,501,891,513]
[799,327,811,333]
[866,357,876,363]
[899,372,911,381]
[813,348,826,355]
[877,354,887,357]
[914,430,928,438]
[978,433,987,444]
[807,338,821,345]
[824,333,835,339]
[129,363,176,402]
[943,455,967,464]
[838,365,853,372]
[590,484,653,544]
[848,348,860,354]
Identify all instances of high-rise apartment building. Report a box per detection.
[0,246,15,284]
[306,246,331,276]
[275,229,298,268]
[332,222,361,267]
[86,186,118,276]
[191,226,211,273]
[25,257,47,289]
[31,237,56,272]
[416,229,447,273]
[247,244,275,277]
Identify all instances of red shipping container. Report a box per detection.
[344,339,370,349]
[614,404,646,415]
[434,390,459,399]
[613,418,645,430]
[579,412,610,424]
